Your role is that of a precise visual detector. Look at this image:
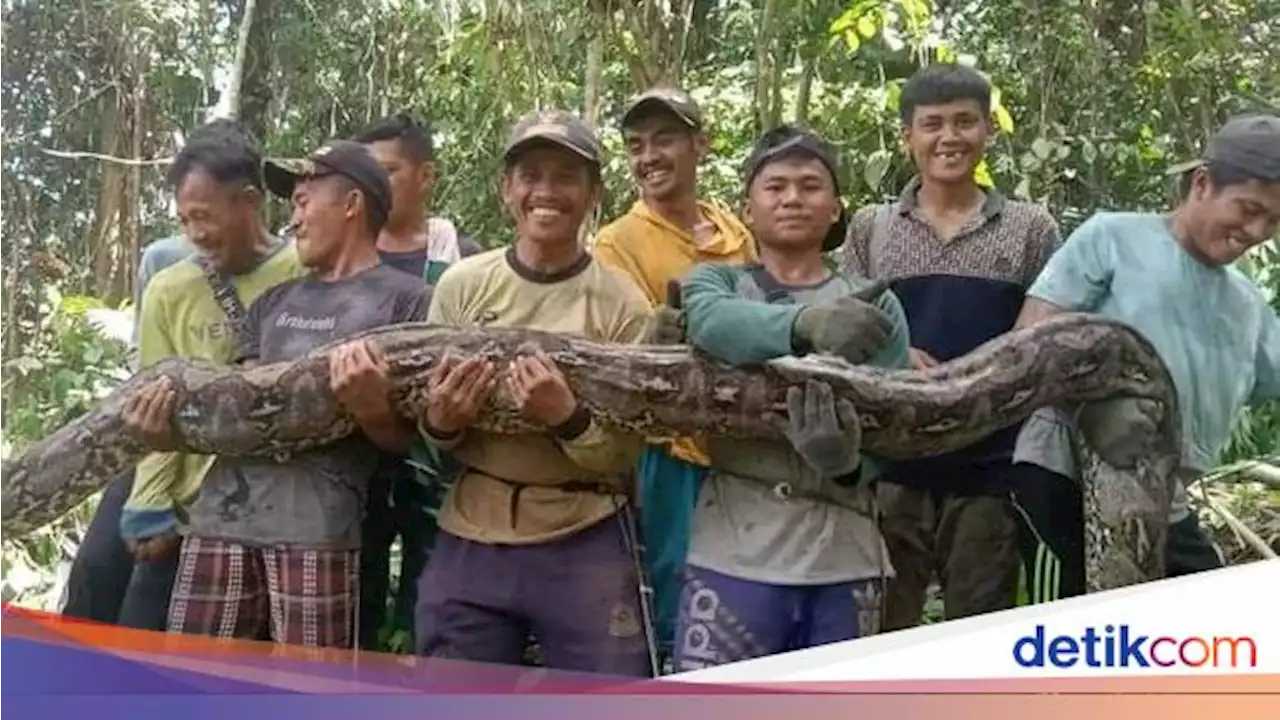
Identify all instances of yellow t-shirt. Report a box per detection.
[425,246,654,545]
[120,243,304,540]
[593,199,757,466]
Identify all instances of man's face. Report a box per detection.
[902,99,993,185]
[175,168,258,273]
[365,138,432,229]
[501,145,597,246]
[1185,171,1280,265]
[290,173,355,267]
[745,155,840,253]
[623,111,705,203]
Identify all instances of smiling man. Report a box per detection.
[840,63,1062,629]
[671,126,910,669]
[116,120,303,631]
[592,87,756,666]
[413,110,655,676]
[1013,113,1280,593]
[123,139,428,647]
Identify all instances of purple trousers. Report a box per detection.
[415,514,652,677]
[674,564,882,673]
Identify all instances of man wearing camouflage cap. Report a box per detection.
[1014,113,1280,594]
[125,138,428,647]
[412,110,656,676]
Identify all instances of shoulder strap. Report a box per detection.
[195,253,253,349]
[866,202,894,274]
[744,263,793,304]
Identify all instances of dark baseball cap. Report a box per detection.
[1167,113,1280,182]
[501,110,602,168]
[621,87,704,130]
[743,126,847,252]
[264,139,393,224]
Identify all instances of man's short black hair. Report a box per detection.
[354,112,434,163]
[314,173,386,237]
[167,118,265,193]
[899,63,992,125]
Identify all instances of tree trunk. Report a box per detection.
[583,0,606,125]
[754,0,779,133]
[89,86,125,300]
[224,0,260,120]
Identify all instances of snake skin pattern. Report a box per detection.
[0,312,1180,593]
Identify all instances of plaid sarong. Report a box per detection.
[167,535,358,648]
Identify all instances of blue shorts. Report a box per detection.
[673,564,882,672]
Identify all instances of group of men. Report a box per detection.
[59,62,1280,679]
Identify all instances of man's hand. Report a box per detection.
[507,348,578,428]
[647,307,686,345]
[909,347,940,370]
[793,281,893,365]
[1076,396,1163,469]
[784,379,863,479]
[127,532,181,563]
[330,340,397,420]
[646,280,686,345]
[423,351,497,436]
[122,377,179,451]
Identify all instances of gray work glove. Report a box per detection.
[1076,396,1163,469]
[792,281,893,365]
[784,379,863,479]
[646,280,686,345]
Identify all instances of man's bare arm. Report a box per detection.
[1014,296,1068,330]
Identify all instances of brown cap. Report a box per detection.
[264,140,393,225]
[502,110,602,167]
[621,87,703,130]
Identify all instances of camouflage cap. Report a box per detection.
[502,110,602,167]
[621,86,703,130]
[263,139,393,225]
[1167,113,1280,182]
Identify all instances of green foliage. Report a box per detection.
[1,289,128,611]
[2,289,131,456]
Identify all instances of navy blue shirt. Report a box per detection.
[840,178,1061,494]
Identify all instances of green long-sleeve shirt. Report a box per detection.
[677,261,910,586]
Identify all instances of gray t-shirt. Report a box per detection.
[686,269,897,586]
[185,262,429,550]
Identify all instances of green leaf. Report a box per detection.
[1032,137,1052,160]
[857,14,877,40]
[1014,176,1032,200]
[974,158,994,188]
[993,101,1015,134]
[843,31,862,54]
[864,149,893,190]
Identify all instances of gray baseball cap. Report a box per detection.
[1167,113,1280,182]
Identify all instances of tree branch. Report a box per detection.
[37,147,172,166]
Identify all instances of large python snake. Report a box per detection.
[1,312,1180,593]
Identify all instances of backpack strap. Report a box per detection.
[195,253,253,351]
[744,263,794,304]
[865,202,895,275]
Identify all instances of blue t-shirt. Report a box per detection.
[1015,212,1280,516]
